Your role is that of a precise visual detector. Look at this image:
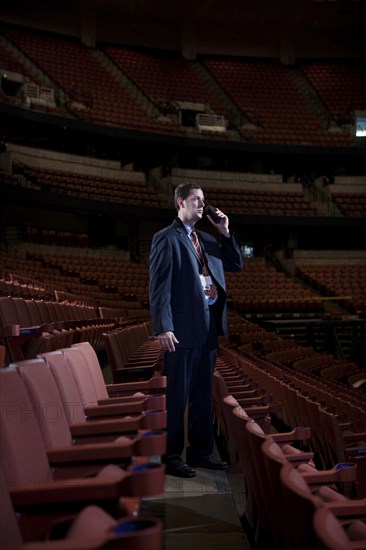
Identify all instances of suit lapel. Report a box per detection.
[173,219,201,262]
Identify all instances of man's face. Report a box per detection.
[179,188,205,224]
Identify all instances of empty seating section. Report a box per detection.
[331,191,366,217]
[0,294,116,360]
[278,463,365,550]
[103,46,228,119]
[0,463,163,549]
[301,61,366,125]
[0,315,166,545]
[205,185,320,216]
[0,40,64,116]
[226,261,324,314]
[0,249,151,311]
[1,250,363,384]
[0,349,166,547]
[0,170,31,190]
[201,57,353,146]
[0,268,364,545]
[25,226,90,248]
[0,24,364,146]
[212,343,366,548]
[2,25,180,135]
[296,263,366,315]
[2,24,366,550]
[3,149,365,223]
[11,160,170,208]
[223,313,363,391]
[4,155,332,218]
[0,248,158,362]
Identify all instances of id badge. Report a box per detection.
[199,274,212,289]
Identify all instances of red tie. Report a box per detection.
[191,230,218,300]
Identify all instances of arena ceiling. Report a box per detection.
[0,0,365,60]
[1,0,365,31]
[83,0,365,26]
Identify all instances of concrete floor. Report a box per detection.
[142,455,251,550]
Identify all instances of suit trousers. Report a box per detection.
[163,309,218,461]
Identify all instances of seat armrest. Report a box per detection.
[301,462,358,485]
[47,431,166,464]
[10,473,126,506]
[106,376,167,397]
[325,500,366,519]
[272,426,311,443]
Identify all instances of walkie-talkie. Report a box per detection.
[204,204,221,224]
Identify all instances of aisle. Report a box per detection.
[142,458,251,550]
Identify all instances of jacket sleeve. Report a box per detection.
[149,232,175,336]
[221,233,243,272]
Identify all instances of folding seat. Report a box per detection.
[43,300,63,323]
[222,378,265,399]
[236,409,316,547]
[71,341,166,397]
[320,363,358,383]
[0,465,162,550]
[0,343,5,367]
[261,438,298,548]
[116,325,162,365]
[279,463,363,550]
[104,330,159,381]
[40,350,167,443]
[213,371,275,423]
[218,395,246,471]
[218,345,241,367]
[262,437,360,549]
[0,296,54,361]
[5,361,166,468]
[227,406,260,540]
[218,394,272,472]
[316,405,366,497]
[302,395,334,467]
[24,298,76,351]
[0,295,21,326]
[33,298,53,323]
[313,504,366,550]
[0,367,165,542]
[12,297,34,326]
[61,346,166,418]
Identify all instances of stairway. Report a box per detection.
[90,49,163,120]
[192,63,244,136]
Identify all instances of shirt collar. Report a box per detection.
[183,223,194,237]
[176,217,196,237]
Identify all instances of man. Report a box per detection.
[149,182,243,478]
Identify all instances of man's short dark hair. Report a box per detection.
[174,182,202,211]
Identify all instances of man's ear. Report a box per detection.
[177,197,184,209]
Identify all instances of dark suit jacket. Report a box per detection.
[149,217,243,348]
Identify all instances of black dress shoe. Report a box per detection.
[164,462,196,478]
[187,455,229,470]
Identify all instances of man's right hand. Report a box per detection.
[157,331,179,353]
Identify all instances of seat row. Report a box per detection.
[0,341,167,549]
[1,248,151,309]
[213,351,366,549]
[0,295,118,362]
[216,345,366,494]
[0,294,161,381]
[104,323,163,383]
[224,316,361,389]
[3,23,364,146]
